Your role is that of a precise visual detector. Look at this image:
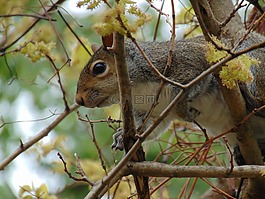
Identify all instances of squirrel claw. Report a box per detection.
[111,128,124,151]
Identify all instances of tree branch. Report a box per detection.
[127,162,265,179]
[0,0,66,52]
[57,152,94,185]
[57,10,92,56]
[0,13,56,21]
[114,31,149,198]
[190,0,265,198]
[0,103,79,170]
[39,0,71,64]
[46,56,69,111]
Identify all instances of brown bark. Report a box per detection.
[113,32,150,199]
[190,0,265,198]
[127,162,265,179]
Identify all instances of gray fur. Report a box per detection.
[76,32,265,164]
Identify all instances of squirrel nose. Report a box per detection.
[75,94,85,106]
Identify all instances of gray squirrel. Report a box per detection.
[75,32,265,165]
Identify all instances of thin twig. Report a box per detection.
[223,137,235,173]
[146,0,169,18]
[0,0,66,52]
[129,37,186,89]
[78,115,122,131]
[74,153,95,185]
[0,103,79,170]
[57,9,92,56]
[55,4,84,27]
[0,13,56,21]
[39,0,71,64]
[200,178,235,199]
[153,0,165,41]
[183,105,265,168]
[220,0,246,28]
[232,12,265,52]
[138,0,176,136]
[57,152,94,185]
[85,114,108,176]
[0,40,31,57]
[46,55,69,111]
[0,111,58,128]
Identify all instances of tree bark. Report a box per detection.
[113,32,150,199]
[190,0,265,198]
[127,162,265,178]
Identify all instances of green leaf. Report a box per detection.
[36,184,48,198]
[19,185,32,197]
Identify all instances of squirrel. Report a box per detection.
[75,32,265,165]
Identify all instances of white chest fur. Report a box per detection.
[191,91,238,147]
[131,82,239,147]
[132,82,174,116]
[131,82,176,140]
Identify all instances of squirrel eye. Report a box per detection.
[92,62,108,77]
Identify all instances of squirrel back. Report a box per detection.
[125,37,208,84]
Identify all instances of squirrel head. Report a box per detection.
[75,44,119,108]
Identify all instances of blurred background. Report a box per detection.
[0,0,255,198]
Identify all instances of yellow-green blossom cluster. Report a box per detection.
[220,54,258,89]
[77,0,152,36]
[20,41,56,62]
[206,37,258,89]
[77,0,101,9]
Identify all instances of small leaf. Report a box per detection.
[19,185,32,197]
[36,184,48,197]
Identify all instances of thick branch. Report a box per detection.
[114,32,149,198]
[84,32,150,199]
[127,162,265,179]
[191,0,265,198]
[190,0,243,38]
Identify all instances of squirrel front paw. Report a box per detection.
[111,128,124,151]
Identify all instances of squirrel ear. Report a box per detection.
[102,34,113,48]
[91,43,101,53]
